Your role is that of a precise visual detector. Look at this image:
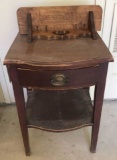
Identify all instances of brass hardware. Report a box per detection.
[51,73,68,86]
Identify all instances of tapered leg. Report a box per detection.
[90,63,108,153]
[8,65,30,156]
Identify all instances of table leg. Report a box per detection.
[8,66,30,156]
[90,63,108,153]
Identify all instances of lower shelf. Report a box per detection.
[26,88,93,132]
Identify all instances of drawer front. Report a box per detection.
[17,66,99,89]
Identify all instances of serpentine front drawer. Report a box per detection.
[17,65,99,89]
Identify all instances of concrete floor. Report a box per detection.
[0,100,117,160]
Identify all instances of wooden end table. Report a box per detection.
[4,6,113,156]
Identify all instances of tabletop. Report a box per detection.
[4,33,113,69]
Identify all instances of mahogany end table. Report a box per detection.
[4,5,113,156]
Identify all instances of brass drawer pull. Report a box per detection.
[51,73,69,86]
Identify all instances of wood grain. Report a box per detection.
[88,11,97,40]
[17,5,102,34]
[17,66,99,90]
[8,65,30,156]
[4,33,113,69]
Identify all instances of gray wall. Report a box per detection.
[0,84,5,103]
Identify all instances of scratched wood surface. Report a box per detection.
[4,33,113,69]
[17,5,102,34]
